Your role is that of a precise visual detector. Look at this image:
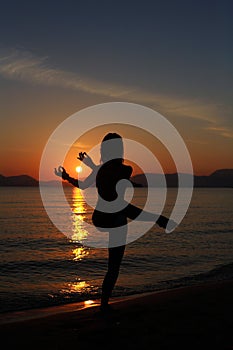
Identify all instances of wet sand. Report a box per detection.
[0,281,232,349]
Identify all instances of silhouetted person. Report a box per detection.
[55,133,175,312]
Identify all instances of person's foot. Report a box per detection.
[165,219,177,233]
[156,215,169,228]
[156,215,177,232]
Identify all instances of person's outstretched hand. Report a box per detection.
[77,152,96,170]
[54,166,69,180]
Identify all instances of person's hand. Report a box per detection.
[54,166,69,180]
[77,152,96,170]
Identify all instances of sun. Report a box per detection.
[76,166,82,173]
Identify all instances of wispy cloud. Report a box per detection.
[205,126,233,138]
[0,48,232,138]
[0,48,136,98]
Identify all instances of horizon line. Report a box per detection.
[1,168,233,182]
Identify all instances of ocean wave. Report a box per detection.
[157,262,233,290]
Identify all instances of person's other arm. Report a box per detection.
[54,165,99,189]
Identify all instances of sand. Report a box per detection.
[0,281,232,349]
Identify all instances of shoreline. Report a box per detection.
[1,260,233,323]
[0,287,195,325]
[1,281,233,349]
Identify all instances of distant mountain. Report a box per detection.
[131,169,233,188]
[0,174,39,187]
[194,169,233,188]
[131,173,186,187]
[133,172,202,187]
[0,169,232,187]
[0,175,75,187]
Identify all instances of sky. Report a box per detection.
[1,0,233,180]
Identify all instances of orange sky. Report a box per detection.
[1,95,233,181]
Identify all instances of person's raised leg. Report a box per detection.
[124,203,176,230]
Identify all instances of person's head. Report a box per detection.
[100,133,124,163]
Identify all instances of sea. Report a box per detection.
[0,187,233,313]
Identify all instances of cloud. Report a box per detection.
[0,48,136,98]
[0,48,232,139]
[205,126,233,139]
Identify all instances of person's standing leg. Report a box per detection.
[101,217,127,311]
[101,244,126,310]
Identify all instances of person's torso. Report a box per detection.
[96,161,132,201]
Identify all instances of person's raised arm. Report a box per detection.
[77,152,97,171]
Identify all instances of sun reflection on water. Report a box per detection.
[72,246,89,261]
[68,280,90,292]
[62,188,93,296]
[71,187,89,243]
[84,300,95,307]
[61,278,94,296]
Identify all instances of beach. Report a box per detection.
[1,281,232,350]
